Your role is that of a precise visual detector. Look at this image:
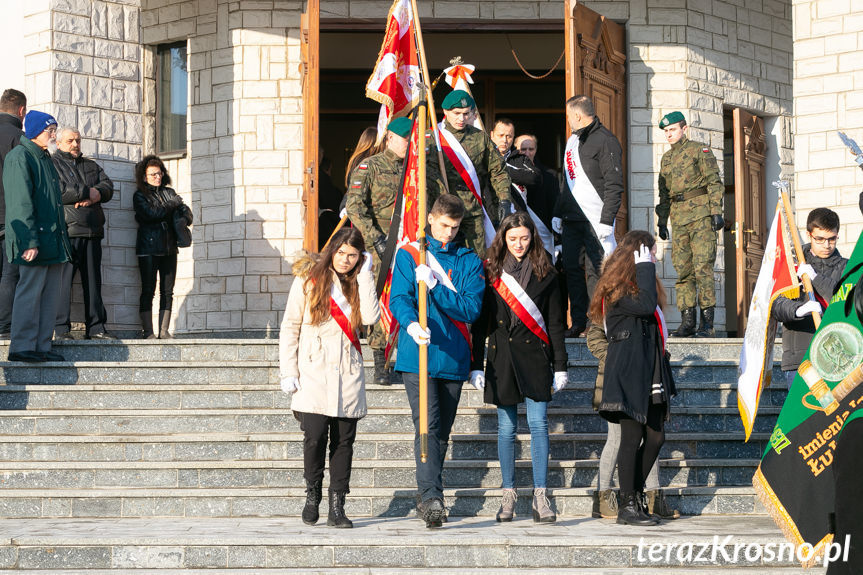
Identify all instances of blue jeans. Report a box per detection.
[497,398,549,489]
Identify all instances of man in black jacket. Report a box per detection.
[0,89,26,338]
[771,208,847,384]
[52,127,115,340]
[515,134,560,231]
[553,95,624,337]
[490,118,542,218]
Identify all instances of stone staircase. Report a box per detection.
[0,337,817,573]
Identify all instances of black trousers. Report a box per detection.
[561,220,604,328]
[138,253,177,312]
[617,403,666,493]
[296,411,359,492]
[56,237,108,336]
[0,252,18,334]
[828,417,863,575]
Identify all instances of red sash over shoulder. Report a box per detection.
[329,281,362,353]
[492,270,549,344]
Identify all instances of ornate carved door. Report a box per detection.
[301,0,320,251]
[564,0,628,235]
[733,108,767,334]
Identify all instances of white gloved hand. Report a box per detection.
[633,244,652,264]
[359,251,374,274]
[600,236,616,257]
[415,263,438,289]
[551,217,563,234]
[553,371,568,393]
[469,370,485,391]
[795,300,823,318]
[280,376,300,393]
[406,322,431,346]
[797,263,817,281]
[595,223,614,239]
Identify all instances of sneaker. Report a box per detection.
[87,332,117,340]
[417,497,445,528]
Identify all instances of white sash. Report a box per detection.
[330,281,361,352]
[410,242,456,292]
[564,134,616,254]
[497,270,549,343]
[510,183,556,263]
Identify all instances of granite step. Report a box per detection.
[0,486,770,518]
[0,516,826,572]
[0,431,771,462]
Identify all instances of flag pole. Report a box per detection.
[411,0,449,194]
[780,190,821,328]
[415,82,430,464]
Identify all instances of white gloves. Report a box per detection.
[595,223,614,240]
[797,263,817,281]
[406,322,431,346]
[469,370,485,391]
[359,251,374,274]
[795,300,823,318]
[551,217,563,234]
[280,376,300,394]
[415,264,438,289]
[553,371,568,393]
[633,244,652,264]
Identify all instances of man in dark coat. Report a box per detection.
[2,110,72,362]
[516,134,560,230]
[0,89,27,338]
[52,127,115,340]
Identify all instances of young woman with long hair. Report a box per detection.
[470,212,568,523]
[588,230,675,526]
[344,127,381,188]
[279,227,379,528]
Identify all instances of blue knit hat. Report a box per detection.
[24,110,57,139]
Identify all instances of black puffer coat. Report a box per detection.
[133,185,192,256]
[52,150,114,238]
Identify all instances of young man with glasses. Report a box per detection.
[771,208,847,384]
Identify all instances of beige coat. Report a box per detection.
[279,261,380,419]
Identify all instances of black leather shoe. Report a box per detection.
[40,351,65,362]
[564,326,585,338]
[418,497,445,528]
[87,332,117,340]
[8,351,45,363]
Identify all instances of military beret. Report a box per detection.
[387,117,413,138]
[442,89,475,110]
[659,111,686,129]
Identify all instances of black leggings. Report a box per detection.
[138,253,177,312]
[297,411,359,492]
[617,403,666,493]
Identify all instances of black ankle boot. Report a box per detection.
[695,306,715,337]
[327,490,353,528]
[617,491,659,526]
[671,307,696,337]
[301,480,322,525]
[373,349,390,386]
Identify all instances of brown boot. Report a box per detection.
[532,488,556,523]
[140,312,157,340]
[158,309,173,339]
[646,489,680,519]
[496,488,518,522]
[592,489,618,519]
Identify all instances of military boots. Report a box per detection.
[696,306,715,337]
[372,349,390,386]
[671,307,696,337]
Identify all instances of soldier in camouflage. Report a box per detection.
[655,111,725,337]
[345,117,445,384]
[439,90,512,258]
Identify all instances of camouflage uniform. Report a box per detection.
[655,136,724,310]
[440,120,511,258]
[346,145,445,350]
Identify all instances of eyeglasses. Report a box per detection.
[810,235,838,245]
[146,172,163,179]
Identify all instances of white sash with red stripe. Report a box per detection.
[329,281,362,353]
[492,270,549,344]
[437,122,496,247]
[510,183,556,262]
[655,305,668,352]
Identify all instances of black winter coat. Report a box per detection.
[51,150,114,238]
[598,262,676,424]
[471,267,567,406]
[134,185,192,256]
[771,244,847,371]
[554,117,624,226]
[0,113,24,227]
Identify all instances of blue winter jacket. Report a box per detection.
[390,233,485,381]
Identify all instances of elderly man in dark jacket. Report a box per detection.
[52,127,115,340]
[0,89,27,338]
[2,111,72,362]
[771,208,847,384]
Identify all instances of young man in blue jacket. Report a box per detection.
[389,193,485,528]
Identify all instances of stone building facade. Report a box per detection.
[1,0,860,335]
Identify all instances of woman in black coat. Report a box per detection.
[470,212,568,523]
[588,230,675,526]
[133,155,192,339]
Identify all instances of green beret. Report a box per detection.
[387,117,413,138]
[442,89,475,110]
[659,111,686,129]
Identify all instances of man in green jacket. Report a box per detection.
[2,111,72,362]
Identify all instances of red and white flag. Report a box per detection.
[365,0,420,140]
[737,203,800,440]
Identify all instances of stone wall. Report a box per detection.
[793,0,863,258]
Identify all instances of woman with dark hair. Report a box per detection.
[344,127,380,189]
[470,212,568,523]
[279,227,379,529]
[588,230,675,526]
[133,155,192,339]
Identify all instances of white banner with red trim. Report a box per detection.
[492,270,549,344]
[329,282,362,353]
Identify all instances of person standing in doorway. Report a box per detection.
[0,89,27,339]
